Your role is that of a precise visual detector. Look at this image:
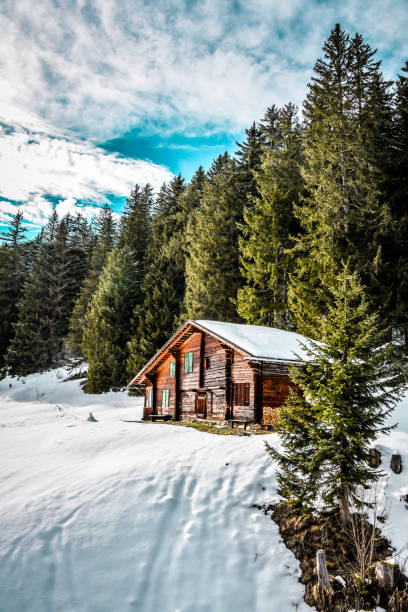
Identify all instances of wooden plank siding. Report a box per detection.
[230,350,255,421]
[154,354,176,417]
[261,373,297,425]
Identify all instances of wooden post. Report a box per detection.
[198,332,204,389]
[316,549,331,595]
[145,373,156,416]
[252,361,263,424]
[390,454,402,474]
[222,345,232,420]
[170,349,179,421]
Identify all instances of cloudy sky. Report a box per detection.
[1,0,407,233]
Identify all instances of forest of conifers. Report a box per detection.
[1,24,407,393]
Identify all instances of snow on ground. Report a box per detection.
[0,368,313,612]
[376,393,408,564]
[1,368,407,612]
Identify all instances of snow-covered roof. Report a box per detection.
[193,320,311,362]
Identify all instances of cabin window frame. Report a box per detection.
[184,351,194,373]
[162,389,170,407]
[232,382,250,406]
[169,360,176,376]
[146,387,153,407]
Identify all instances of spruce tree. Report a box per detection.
[235,121,265,206]
[117,183,153,259]
[389,61,408,346]
[66,204,116,357]
[127,176,187,375]
[237,104,304,327]
[289,24,394,338]
[5,214,74,374]
[82,247,142,393]
[175,167,206,323]
[0,212,27,364]
[184,154,243,321]
[266,265,403,524]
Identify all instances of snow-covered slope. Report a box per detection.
[376,394,408,562]
[0,369,313,612]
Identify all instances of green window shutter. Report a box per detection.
[184,351,193,373]
[162,389,170,407]
[186,352,193,372]
[169,360,175,376]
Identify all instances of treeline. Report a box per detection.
[1,24,407,392]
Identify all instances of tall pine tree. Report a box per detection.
[266,265,403,524]
[289,24,394,338]
[66,204,116,358]
[0,212,27,365]
[237,104,304,327]
[82,247,142,392]
[6,214,77,374]
[127,176,187,375]
[184,154,244,321]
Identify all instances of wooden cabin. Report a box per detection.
[128,320,309,426]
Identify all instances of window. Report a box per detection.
[184,351,193,373]
[232,383,250,406]
[162,389,170,407]
[203,356,210,369]
[169,360,176,376]
[146,388,153,407]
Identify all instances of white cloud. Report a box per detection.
[0,0,406,230]
[1,0,405,142]
[0,117,173,227]
[54,197,103,221]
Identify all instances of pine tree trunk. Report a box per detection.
[339,485,350,526]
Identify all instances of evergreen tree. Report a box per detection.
[82,247,142,392]
[117,183,154,260]
[266,265,403,524]
[175,167,206,323]
[235,121,265,206]
[289,24,394,338]
[237,104,304,327]
[0,212,27,364]
[184,154,243,321]
[389,61,408,345]
[127,176,187,375]
[66,204,116,357]
[5,214,74,374]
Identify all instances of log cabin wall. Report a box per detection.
[154,354,176,417]
[202,334,227,420]
[261,369,297,425]
[143,381,154,420]
[231,350,256,420]
[178,332,201,419]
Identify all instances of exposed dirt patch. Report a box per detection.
[257,499,408,611]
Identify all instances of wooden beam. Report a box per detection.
[198,332,205,389]
[170,349,180,420]
[222,345,232,420]
[252,362,263,424]
[145,373,156,415]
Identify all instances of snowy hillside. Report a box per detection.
[0,368,312,612]
[0,368,407,612]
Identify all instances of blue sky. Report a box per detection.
[0,0,407,233]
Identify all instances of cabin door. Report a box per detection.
[195,392,207,418]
